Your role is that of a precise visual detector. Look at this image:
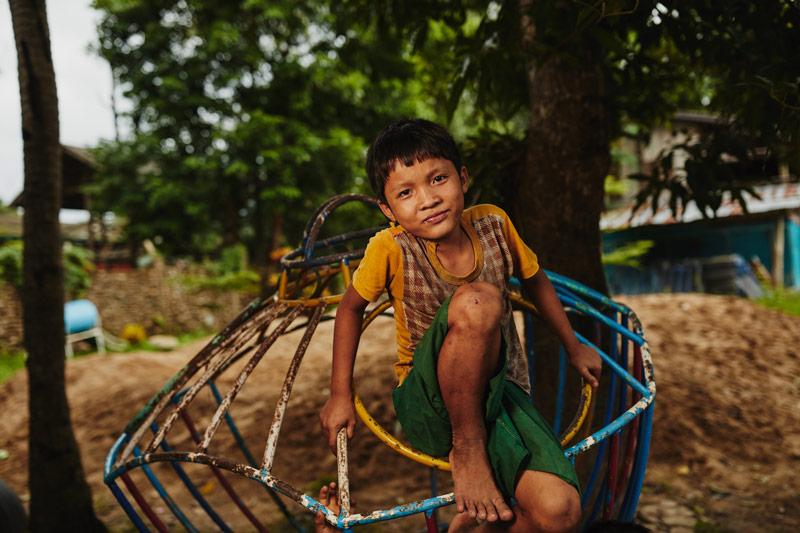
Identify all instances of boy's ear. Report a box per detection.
[378,200,396,223]
[459,166,469,194]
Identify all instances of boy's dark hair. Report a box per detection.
[365,118,462,203]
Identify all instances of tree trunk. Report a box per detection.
[515,4,610,294]
[515,2,611,432]
[9,0,106,530]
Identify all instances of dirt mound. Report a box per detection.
[1,293,799,532]
[618,293,800,532]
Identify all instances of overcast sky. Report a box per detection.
[1,1,120,220]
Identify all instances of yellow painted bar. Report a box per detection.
[341,260,352,287]
[278,270,288,299]
[361,300,392,329]
[277,294,344,308]
[509,292,540,315]
[353,391,451,471]
[560,383,593,446]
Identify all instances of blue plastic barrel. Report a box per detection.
[64,300,99,334]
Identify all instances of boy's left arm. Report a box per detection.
[522,269,602,387]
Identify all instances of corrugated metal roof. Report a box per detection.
[601,181,800,230]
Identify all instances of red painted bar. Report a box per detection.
[615,344,643,505]
[120,471,169,533]
[425,512,439,533]
[181,411,270,533]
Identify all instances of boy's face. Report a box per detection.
[378,157,469,244]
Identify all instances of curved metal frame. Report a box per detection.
[104,194,656,532]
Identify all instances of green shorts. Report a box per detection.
[392,294,580,498]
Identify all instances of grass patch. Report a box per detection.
[756,286,800,317]
[0,350,26,383]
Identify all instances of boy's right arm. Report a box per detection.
[319,283,370,453]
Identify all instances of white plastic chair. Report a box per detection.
[64,299,106,358]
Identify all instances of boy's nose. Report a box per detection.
[418,187,440,208]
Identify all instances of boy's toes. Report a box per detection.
[493,497,514,521]
[315,482,340,532]
[476,503,488,521]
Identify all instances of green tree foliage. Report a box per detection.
[0,241,23,290]
[90,0,419,261]
[347,0,799,216]
[620,1,800,217]
[91,0,799,274]
[0,241,94,298]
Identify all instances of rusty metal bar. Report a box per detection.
[180,411,269,533]
[336,428,351,517]
[118,302,287,464]
[198,305,307,452]
[144,304,294,456]
[262,303,327,471]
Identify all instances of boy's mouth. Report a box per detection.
[423,210,449,224]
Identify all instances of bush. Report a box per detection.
[0,241,23,289]
[180,244,261,293]
[0,241,94,297]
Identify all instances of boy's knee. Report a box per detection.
[528,489,581,532]
[448,281,503,329]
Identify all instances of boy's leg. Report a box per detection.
[438,281,514,524]
[450,471,581,533]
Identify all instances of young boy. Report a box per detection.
[319,118,602,532]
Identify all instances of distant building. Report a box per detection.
[5,145,129,269]
[603,112,798,294]
[11,144,97,213]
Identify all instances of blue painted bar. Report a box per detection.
[155,433,233,533]
[554,284,593,310]
[105,433,127,477]
[565,398,651,458]
[545,270,629,314]
[558,293,645,346]
[621,404,654,520]
[108,480,150,533]
[133,446,197,532]
[580,433,609,510]
[573,331,650,398]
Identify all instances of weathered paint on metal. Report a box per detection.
[117,301,288,466]
[140,303,294,458]
[559,382,593,446]
[336,429,352,517]
[198,304,307,453]
[105,194,658,531]
[262,303,327,471]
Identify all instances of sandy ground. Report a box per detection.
[1,293,799,532]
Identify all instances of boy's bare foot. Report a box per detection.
[314,482,341,532]
[449,439,514,523]
[448,511,480,532]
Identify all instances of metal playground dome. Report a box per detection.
[104,194,656,532]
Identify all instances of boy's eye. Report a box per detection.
[432,175,446,183]
[398,189,411,198]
